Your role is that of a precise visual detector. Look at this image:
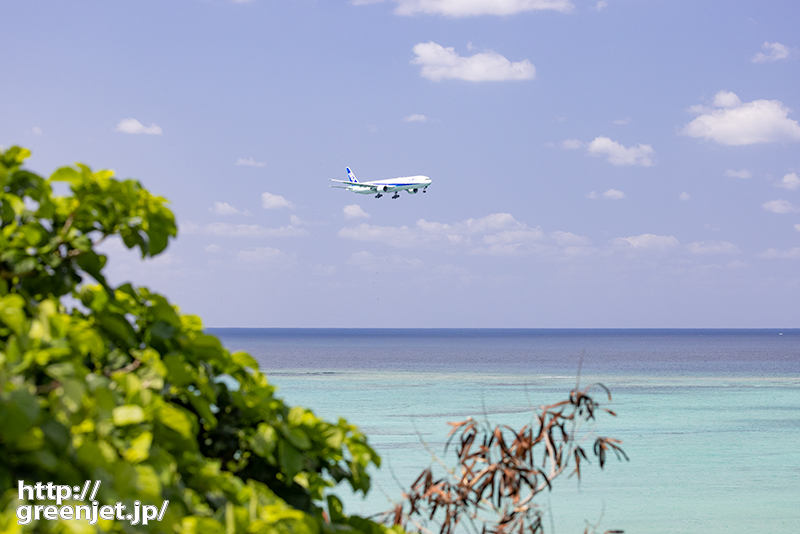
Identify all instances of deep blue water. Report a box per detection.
[210,329,800,534]
[209,328,800,375]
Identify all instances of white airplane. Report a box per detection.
[331,167,432,199]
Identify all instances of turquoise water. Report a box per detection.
[211,329,800,533]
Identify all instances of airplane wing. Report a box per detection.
[329,179,377,190]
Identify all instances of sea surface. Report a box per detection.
[209,329,800,534]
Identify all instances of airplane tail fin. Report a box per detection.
[346,167,358,183]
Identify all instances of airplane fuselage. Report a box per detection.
[348,175,431,194]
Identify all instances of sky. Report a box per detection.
[2,0,800,327]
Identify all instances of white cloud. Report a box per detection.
[612,117,630,125]
[203,222,307,237]
[115,118,162,135]
[777,172,800,190]
[391,0,574,16]
[587,136,655,166]
[347,251,424,271]
[179,221,200,235]
[759,247,800,259]
[603,188,625,200]
[593,0,608,10]
[205,244,221,253]
[549,230,590,247]
[313,264,337,277]
[339,213,601,257]
[682,91,800,145]
[762,199,797,214]
[549,231,597,256]
[403,114,431,123]
[32,127,42,135]
[339,212,591,256]
[261,192,295,210]
[343,204,370,220]
[209,202,250,216]
[236,247,289,264]
[586,191,598,199]
[411,42,535,82]
[752,42,790,63]
[610,233,680,251]
[679,192,691,202]
[713,90,742,108]
[725,169,752,179]
[795,223,800,233]
[560,139,582,150]
[236,157,266,167]
[686,241,740,255]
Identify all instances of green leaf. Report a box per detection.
[158,403,195,438]
[279,442,304,479]
[231,351,259,370]
[49,166,81,184]
[0,294,27,335]
[113,404,145,426]
[123,431,153,463]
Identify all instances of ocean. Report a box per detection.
[209,329,800,534]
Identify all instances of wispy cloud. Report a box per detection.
[339,212,596,257]
[609,233,680,251]
[261,192,295,210]
[403,114,432,123]
[603,189,626,199]
[777,172,800,190]
[560,139,582,150]
[236,157,266,167]
[679,192,691,202]
[344,204,370,220]
[182,222,307,238]
[759,247,800,259]
[725,169,751,179]
[412,42,535,82]
[682,91,800,145]
[115,118,162,135]
[612,117,630,125]
[388,0,575,16]
[209,202,250,216]
[347,251,424,271]
[752,42,790,63]
[686,241,740,255]
[236,246,292,264]
[587,136,655,166]
[762,199,798,214]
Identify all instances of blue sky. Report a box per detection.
[3,0,799,327]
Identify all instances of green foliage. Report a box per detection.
[0,147,396,533]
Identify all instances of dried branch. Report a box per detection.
[384,384,627,534]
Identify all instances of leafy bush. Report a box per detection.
[0,146,396,534]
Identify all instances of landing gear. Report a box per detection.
[375,193,383,198]
[392,193,400,199]
[423,188,427,193]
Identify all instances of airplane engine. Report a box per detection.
[378,185,389,192]
[407,188,418,194]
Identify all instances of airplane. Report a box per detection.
[331,167,432,199]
